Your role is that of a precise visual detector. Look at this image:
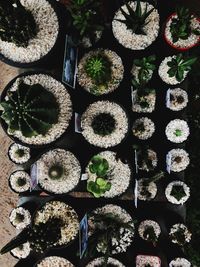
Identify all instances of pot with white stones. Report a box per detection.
[0,0,64,68]
[0,72,73,147]
[34,256,75,267]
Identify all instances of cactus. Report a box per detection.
[0,81,59,138]
[0,218,62,255]
[0,0,37,47]
[48,165,65,180]
[85,53,111,85]
[91,113,116,136]
[115,0,155,35]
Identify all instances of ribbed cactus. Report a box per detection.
[0,218,62,255]
[85,54,111,84]
[0,81,59,138]
[0,0,37,47]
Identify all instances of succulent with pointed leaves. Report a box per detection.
[0,0,37,47]
[115,0,155,35]
[0,81,59,138]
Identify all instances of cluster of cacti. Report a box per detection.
[91,113,116,136]
[0,218,62,255]
[115,0,155,34]
[170,7,200,43]
[0,81,59,138]
[0,0,37,47]
[67,0,104,43]
[48,165,65,180]
[85,53,112,85]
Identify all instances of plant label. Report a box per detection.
[30,162,39,191]
[134,179,138,208]
[75,112,82,133]
[166,152,172,174]
[79,213,88,259]
[166,88,171,108]
[62,35,78,89]
[81,173,88,181]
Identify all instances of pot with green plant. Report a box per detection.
[0,0,61,67]
[87,204,135,264]
[8,143,31,164]
[169,223,192,247]
[165,181,190,205]
[158,54,197,85]
[137,171,164,201]
[138,220,161,245]
[8,170,31,194]
[0,73,72,146]
[66,0,104,48]
[112,0,160,50]
[86,151,131,198]
[164,6,200,51]
[132,117,155,140]
[78,49,124,96]
[132,87,156,113]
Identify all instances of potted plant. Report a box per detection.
[87,204,135,264]
[165,119,190,143]
[66,0,104,48]
[86,151,131,198]
[166,88,188,111]
[165,181,190,205]
[132,117,155,140]
[9,207,31,230]
[36,256,74,267]
[36,148,81,195]
[8,143,31,165]
[81,101,129,148]
[137,171,164,201]
[112,0,160,50]
[1,201,79,255]
[169,223,192,246]
[78,49,124,96]
[0,73,72,146]
[169,257,191,267]
[158,53,197,85]
[164,6,200,51]
[8,170,31,194]
[0,0,62,68]
[166,148,190,172]
[136,255,161,267]
[138,220,161,246]
[86,257,125,267]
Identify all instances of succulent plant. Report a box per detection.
[0,81,59,138]
[143,226,158,243]
[16,177,26,187]
[15,149,25,157]
[170,7,200,43]
[171,185,186,201]
[87,155,111,198]
[132,55,156,87]
[48,165,65,180]
[67,0,104,44]
[85,53,112,85]
[0,0,37,47]
[167,54,197,82]
[0,218,62,254]
[170,227,187,246]
[115,0,155,35]
[91,113,116,136]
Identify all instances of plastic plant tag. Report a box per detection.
[166,88,171,108]
[81,173,88,181]
[79,214,88,259]
[75,112,82,133]
[166,152,172,174]
[134,179,138,208]
[30,162,39,191]
[62,35,78,88]
[134,149,139,174]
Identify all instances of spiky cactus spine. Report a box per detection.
[0,0,37,47]
[0,81,59,138]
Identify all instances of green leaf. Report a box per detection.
[181,57,198,67]
[176,68,184,82]
[167,68,177,77]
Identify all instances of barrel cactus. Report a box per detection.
[0,0,37,47]
[85,53,111,84]
[0,81,59,138]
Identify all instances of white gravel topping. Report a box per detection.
[37,148,81,194]
[165,119,190,143]
[166,88,188,111]
[137,178,157,201]
[0,0,59,63]
[112,1,160,50]
[169,223,192,246]
[165,181,190,205]
[136,255,161,267]
[89,204,134,254]
[9,207,31,230]
[166,149,190,172]
[37,256,74,267]
[158,56,188,85]
[132,89,156,113]
[8,143,31,164]
[132,117,155,140]
[9,170,30,193]
[77,49,124,95]
[81,101,128,148]
[86,151,131,198]
[6,74,72,145]
[34,201,79,246]
[169,257,191,267]
[165,14,200,49]
[138,148,158,172]
[11,242,31,259]
[86,257,125,267]
[138,220,161,242]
